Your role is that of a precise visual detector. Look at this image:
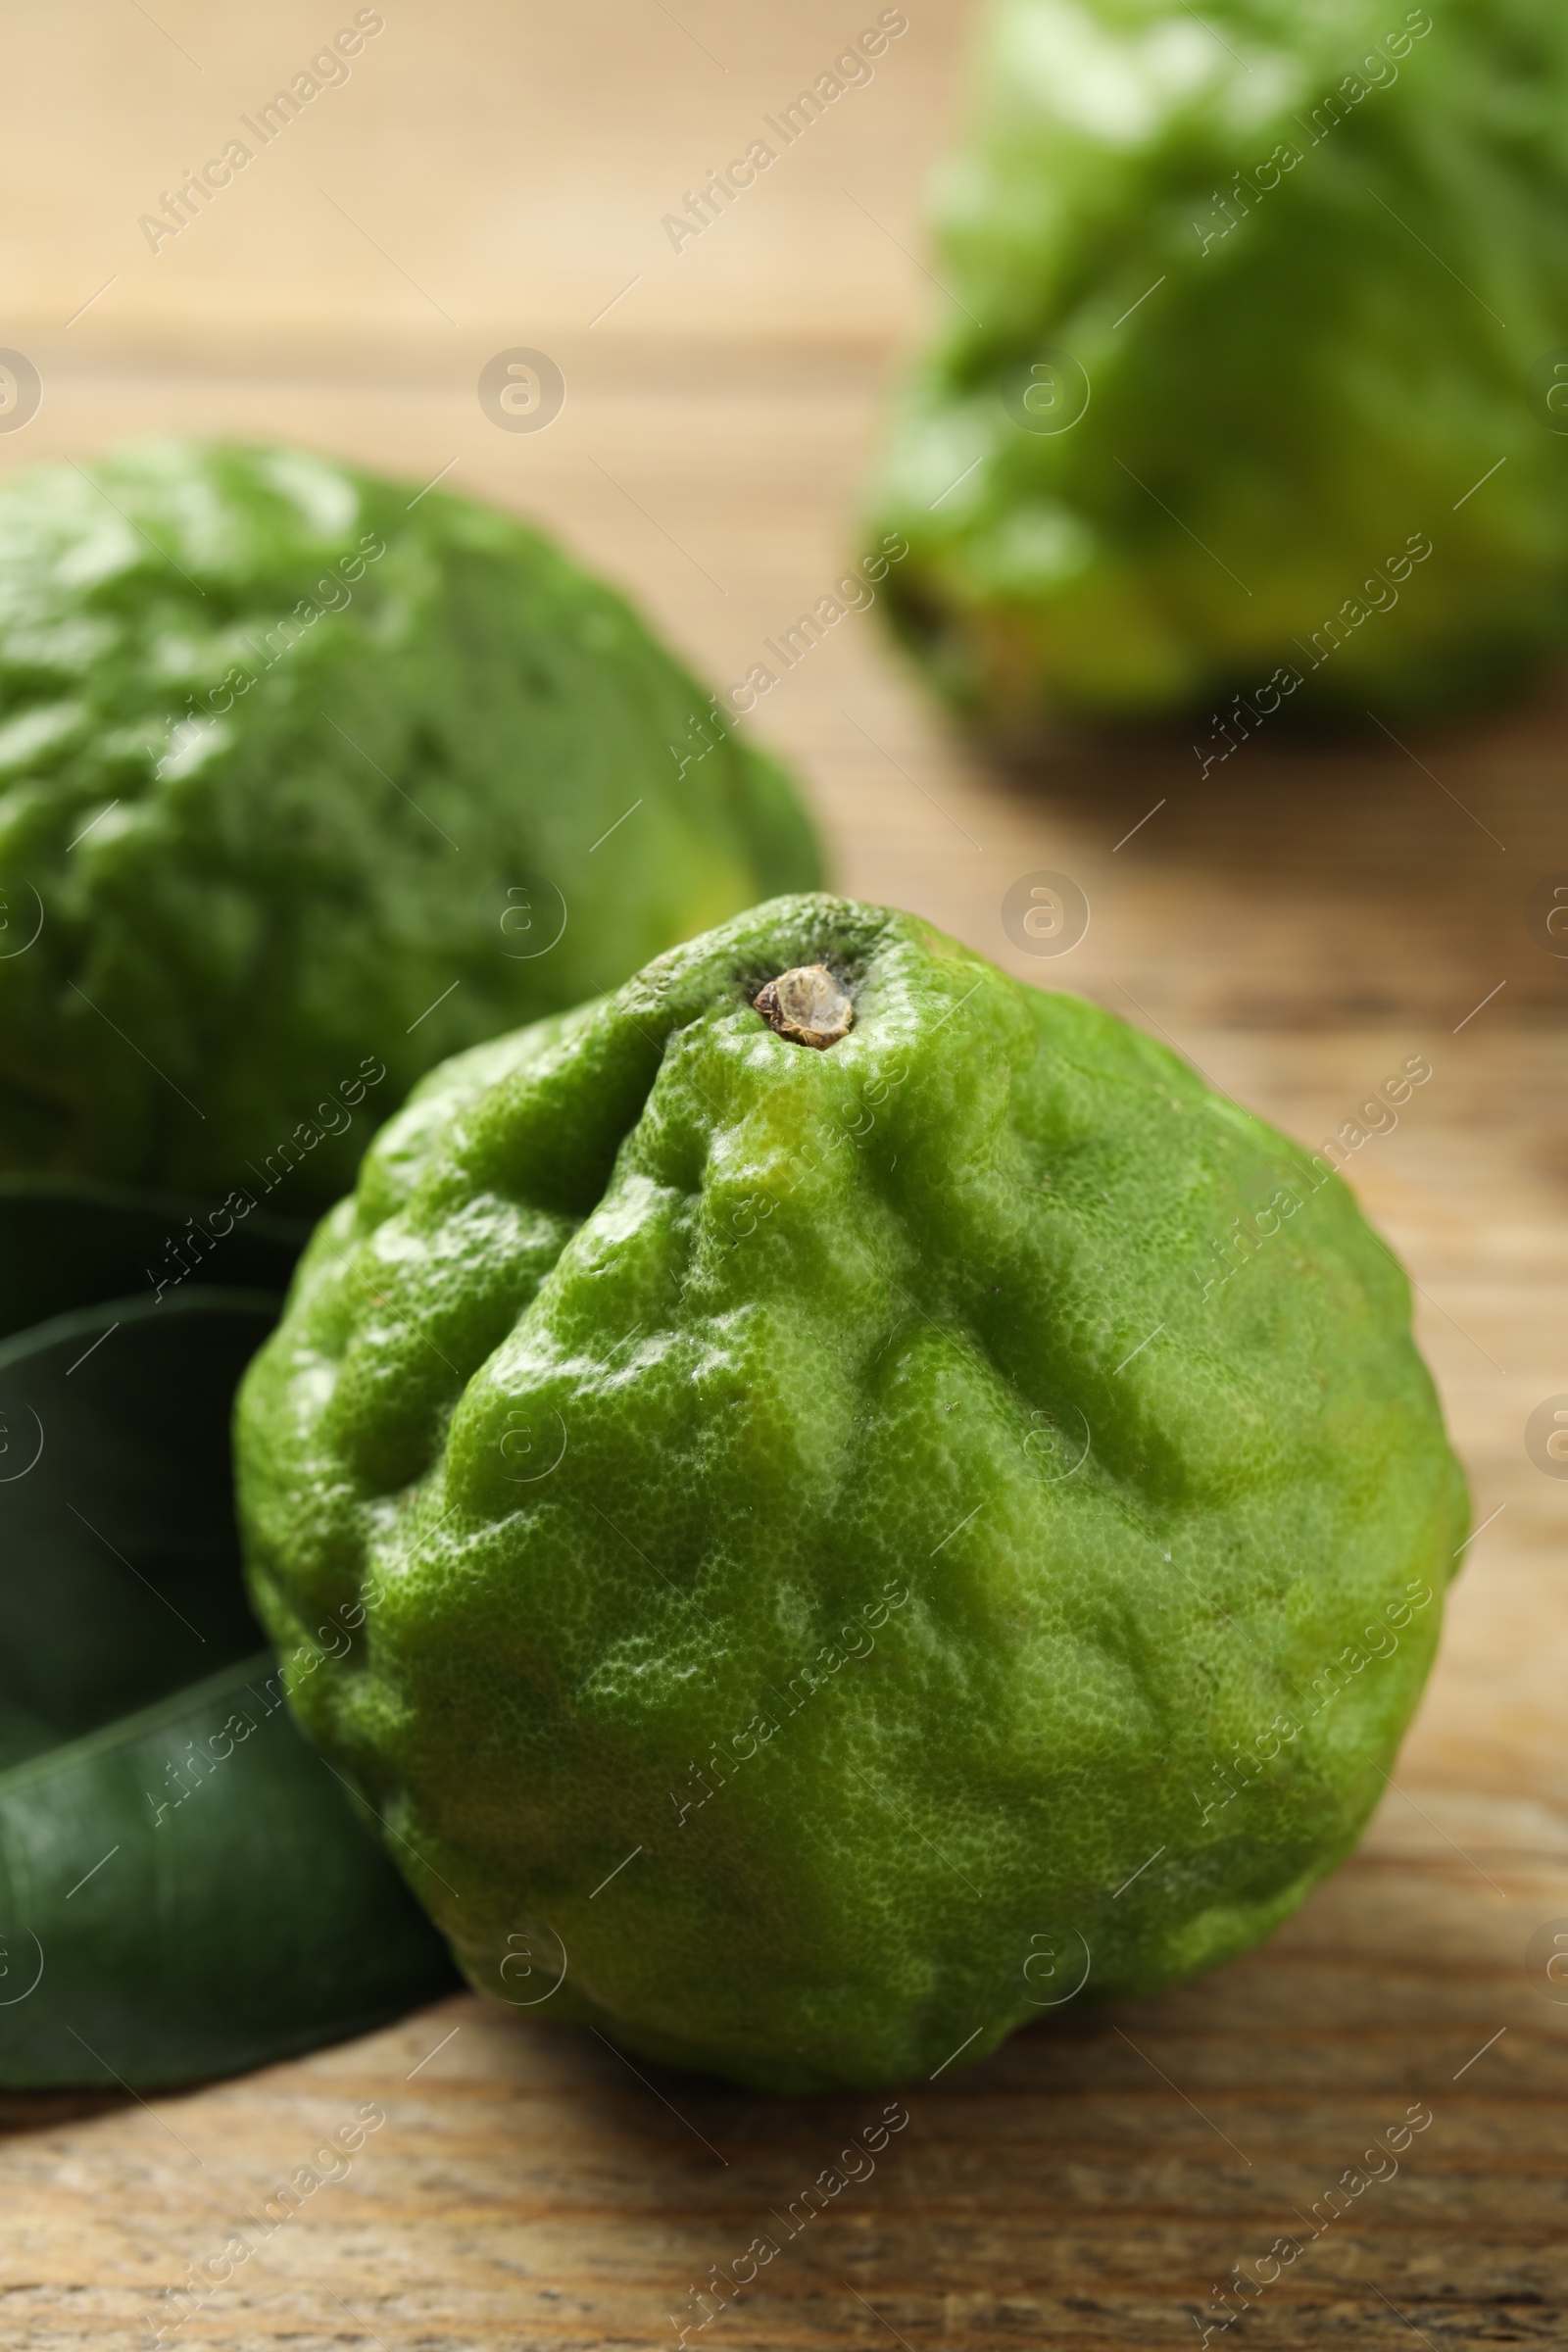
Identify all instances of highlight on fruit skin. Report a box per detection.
[869,0,1568,731]
[236,894,1468,2093]
[0,440,821,1207]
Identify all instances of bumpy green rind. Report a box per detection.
[236,896,1467,2092]
[871,0,1568,725]
[0,441,821,1203]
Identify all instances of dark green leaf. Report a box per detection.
[0,1650,457,2087]
[0,1174,308,1347]
[0,1289,456,2085]
[0,1292,276,1753]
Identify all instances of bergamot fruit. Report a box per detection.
[236,895,1467,2091]
[871,0,1568,725]
[0,441,819,1205]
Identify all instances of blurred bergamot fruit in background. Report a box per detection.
[0,442,820,1206]
[236,896,1467,2092]
[871,0,1568,729]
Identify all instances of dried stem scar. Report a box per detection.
[754,964,854,1049]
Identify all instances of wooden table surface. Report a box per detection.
[3,4,1566,2345]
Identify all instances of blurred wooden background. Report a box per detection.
[2,1,1566,2344]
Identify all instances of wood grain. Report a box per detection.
[1,2,1566,2345]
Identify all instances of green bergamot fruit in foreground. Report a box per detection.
[871,0,1568,727]
[236,896,1468,2092]
[0,441,819,1205]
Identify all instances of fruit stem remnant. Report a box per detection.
[753,965,855,1049]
